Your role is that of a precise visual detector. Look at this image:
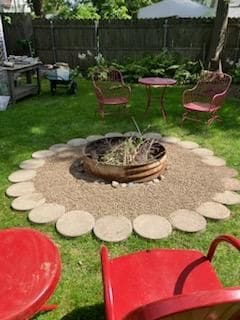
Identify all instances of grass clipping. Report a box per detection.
[99,137,161,166]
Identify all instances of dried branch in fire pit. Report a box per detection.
[98,137,164,166]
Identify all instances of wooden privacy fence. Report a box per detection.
[3,15,240,68]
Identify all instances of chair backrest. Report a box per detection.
[196,71,232,100]
[124,288,240,320]
[92,68,125,99]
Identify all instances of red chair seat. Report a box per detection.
[101,248,222,320]
[99,96,128,105]
[184,102,219,112]
[0,228,61,320]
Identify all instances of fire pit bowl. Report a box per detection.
[82,136,167,183]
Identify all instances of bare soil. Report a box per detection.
[34,143,226,219]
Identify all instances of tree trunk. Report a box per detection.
[207,0,229,71]
[31,0,43,17]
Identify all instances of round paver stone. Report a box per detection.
[49,144,67,151]
[56,150,80,159]
[124,131,141,138]
[56,210,95,237]
[105,132,123,138]
[192,148,214,157]
[160,136,180,144]
[28,203,65,224]
[169,209,207,232]
[196,202,230,220]
[32,150,55,159]
[86,135,104,142]
[19,159,45,170]
[6,182,35,197]
[11,193,45,211]
[133,214,172,239]
[177,141,199,149]
[201,156,226,167]
[212,167,238,178]
[222,178,240,191]
[212,191,240,205]
[67,138,86,147]
[94,215,132,242]
[8,170,36,183]
[142,132,162,140]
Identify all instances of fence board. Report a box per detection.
[3,16,240,69]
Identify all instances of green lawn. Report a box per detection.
[1,79,240,320]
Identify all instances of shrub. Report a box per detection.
[86,50,202,85]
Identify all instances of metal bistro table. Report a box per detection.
[0,62,41,104]
[138,77,177,120]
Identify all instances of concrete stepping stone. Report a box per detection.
[32,150,55,159]
[105,132,123,138]
[202,156,226,167]
[93,215,132,242]
[192,148,214,157]
[28,203,65,224]
[212,167,238,178]
[19,159,45,170]
[54,146,74,153]
[142,132,162,140]
[124,131,141,138]
[6,182,35,198]
[222,177,240,191]
[169,209,207,233]
[56,150,80,160]
[86,135,104,142]
[196,201,230,220]
[8,170,36,183]
[49,143,67,151]
[67,138,86,147]
[177,141,199,149]
[160,136,180,144]
[11,193,45,211]
[212,191,240,205]
[56,210,95,237]
[133,214,172,239]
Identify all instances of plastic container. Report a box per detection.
[0,96,10,111]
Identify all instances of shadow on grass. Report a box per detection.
[61,303,104,320]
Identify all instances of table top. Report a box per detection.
[138,77,177,86]
[0,62,41,72]
[0,228,61,319]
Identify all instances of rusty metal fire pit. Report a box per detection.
[82,136,167,183]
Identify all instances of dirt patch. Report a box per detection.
[34,143,225,219]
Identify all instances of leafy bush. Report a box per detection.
[86,50,202,85]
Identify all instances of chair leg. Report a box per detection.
[99,104,105,119]
[207,113,222,127]
[181,110,189,126]
[39,304,58,312]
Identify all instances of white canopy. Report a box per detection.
[138,0,214,19]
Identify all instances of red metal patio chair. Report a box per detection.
[182,71,232,126]
[101,234,240,320]
[0,228,61,320]
[92,68,131,119]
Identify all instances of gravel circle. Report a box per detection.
[33,143,226,220]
